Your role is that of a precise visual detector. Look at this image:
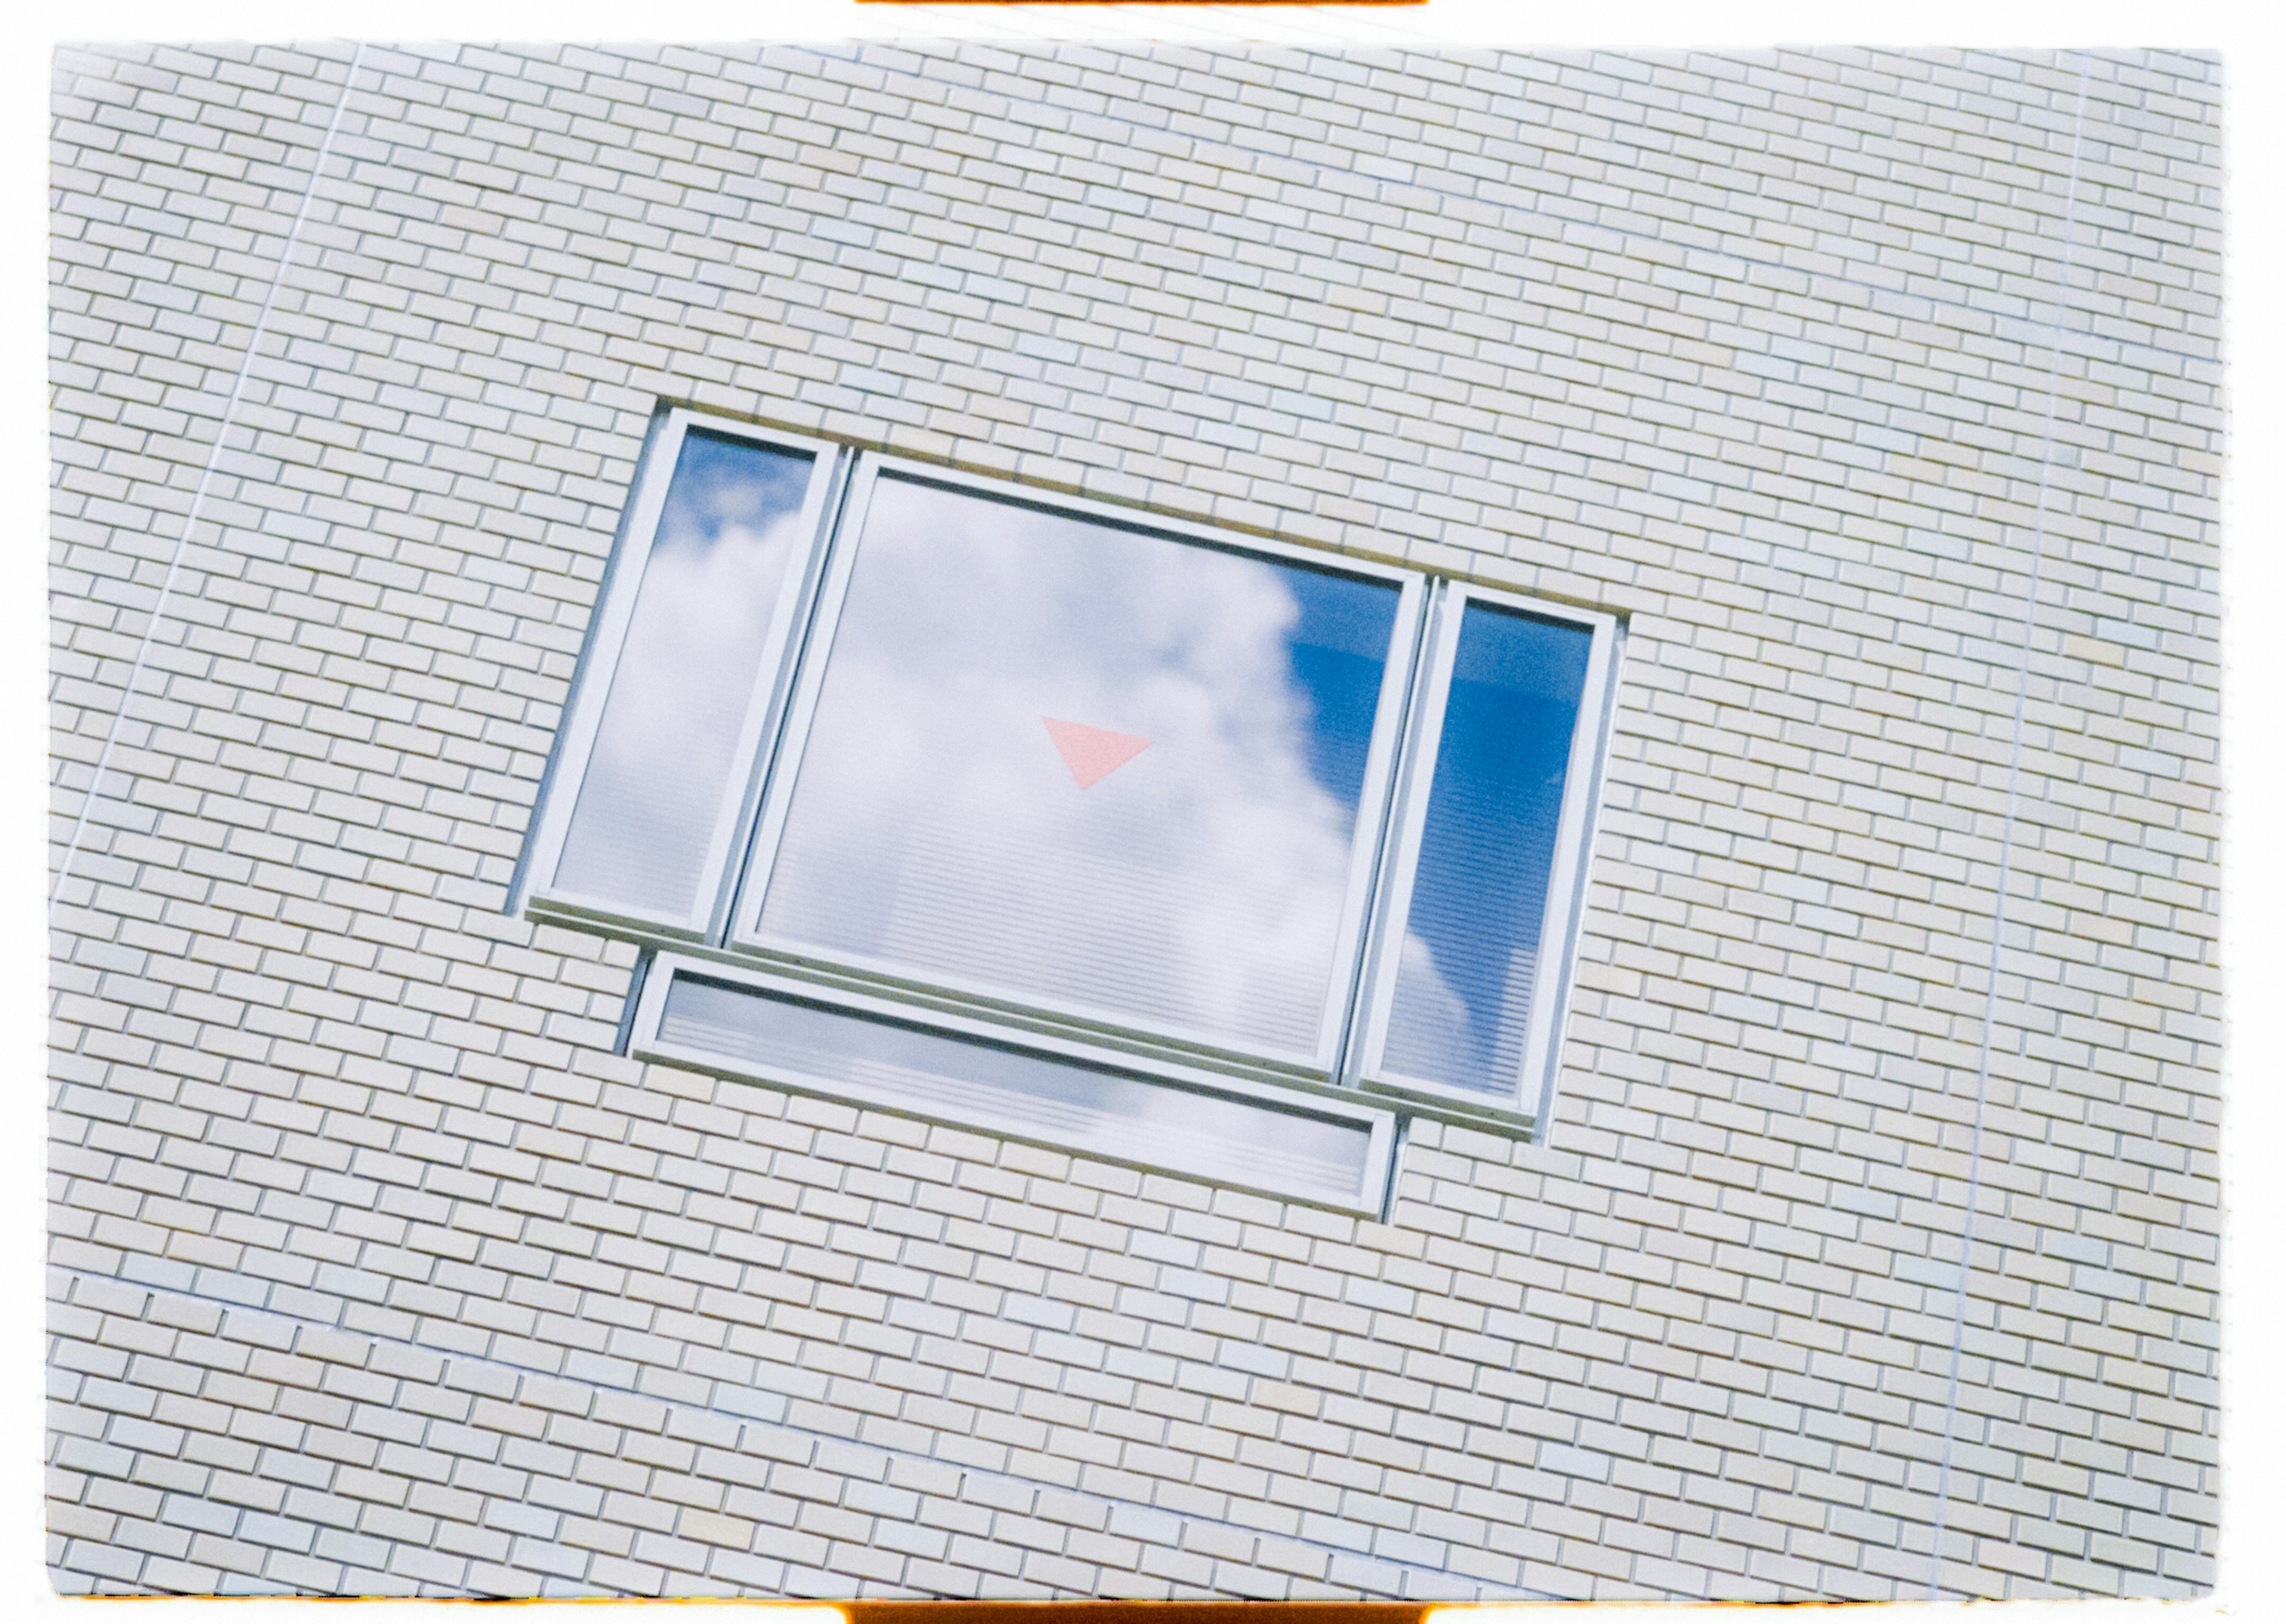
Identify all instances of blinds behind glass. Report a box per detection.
[1381,604,1593,1095]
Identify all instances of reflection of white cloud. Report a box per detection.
[761,479,1375,1058]
[1382,932,1476,1082]
[1382,929,1536,1096]
[555,448,810,915]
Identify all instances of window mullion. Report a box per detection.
[708,442,860,947]
[1331,575,1447,1091]
[726,451,891,952]
[1345,576,1467,1094]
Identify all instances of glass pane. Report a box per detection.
[758,477,1403,1059]
[658,973,1375,1206]
[1382,604,1592,1096]
[552,430,816,918]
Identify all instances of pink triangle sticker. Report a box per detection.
[1042,716,1151,789]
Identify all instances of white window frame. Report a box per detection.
[1344,580,1622,1129]
[514,410,847,941]
[520,410,1625,1200]
[726,453,1429,1077]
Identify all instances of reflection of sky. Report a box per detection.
[761,478,1401,1058]
[554,430,813,917]
[1383,606,1590,1095]
[1281,564,1394,820]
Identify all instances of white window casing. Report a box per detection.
[521,411,1623,1207]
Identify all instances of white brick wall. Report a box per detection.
[48,40,2220,1600]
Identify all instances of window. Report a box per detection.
[519,410,1620,1212]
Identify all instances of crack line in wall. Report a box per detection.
[1925,54,2091,1601]
[49,45,366,915]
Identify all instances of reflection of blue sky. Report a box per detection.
[658,430,815,555]
[761,479,1402,1058]
[554,431,813,916]
[1384,606,1590,1095]
[1279,564,1397,819]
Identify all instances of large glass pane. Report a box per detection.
[1382,604,1592,1096]
[757,477,1403,1059]
[657,972,1376,1206]
[552,430,816,918]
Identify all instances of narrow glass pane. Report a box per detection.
[758,477,1402,1058]
[658,973,1375,1205]
[552,430,816,918]
[1382,604,1592,1096]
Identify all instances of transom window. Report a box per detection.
[517,410,1621,1211]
